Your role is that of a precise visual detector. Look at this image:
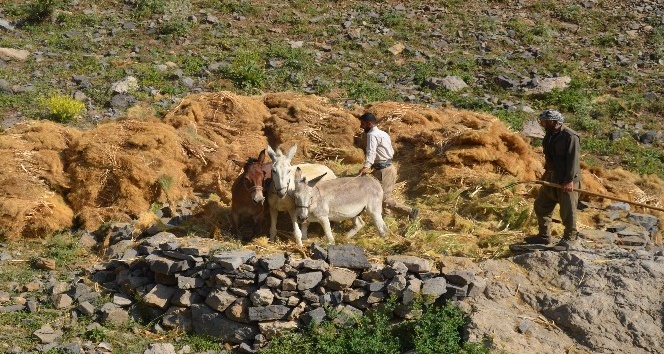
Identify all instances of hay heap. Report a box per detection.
[163,91,271,198]
[364,102,544,193]
[263,92,362,163]
[0,121,78,240]
[64,119,192,230]
[0,91,662,241]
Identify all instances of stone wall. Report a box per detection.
[86,236,483,352]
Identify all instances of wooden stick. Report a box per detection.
[533,180,664,213]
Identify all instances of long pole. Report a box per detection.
[533,180,664,213]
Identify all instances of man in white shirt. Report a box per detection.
[358,113,419,220]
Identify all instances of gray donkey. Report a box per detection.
[266,144,336,246]
[293,167,388,244]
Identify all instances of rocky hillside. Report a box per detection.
[1,1,664,354]
[1,0,663,174]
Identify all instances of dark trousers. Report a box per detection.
[533,172,579,239]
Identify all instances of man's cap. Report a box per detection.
[359,112,377,123]
[539,109,564,122]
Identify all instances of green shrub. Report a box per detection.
[136,64,169,88]
[647,25,664,60]
[44,232,83,267]
[379,10,408,29]
[554,4,582,24]
[593,33,618,47]
[83,327,108,342]
[161,18,191,36]
[506,17,556,44]
[181,57,208,76]
[133,0,167,18]
[347,80,388,104]
[214,0,260,16]
[537,80,594,116]
[567,114,601,132]
[438,90,492,112]
[413,61,437,87]
[310,78,333,95]
[646,100,664,116]
[158,175,174,193]
[262,305,401,354]
[583,136,664,177]
[159,0,193,37]
[262,302,489,354]
[25,0,62,23]
[265,44,314,71]
[41,94,86,123]
[224,50,267,91]
[410,304,489,354]
[495,110,530,131]
[181,334,224,352]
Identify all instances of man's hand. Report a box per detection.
[562,181,574,192]
[358,167,371,176]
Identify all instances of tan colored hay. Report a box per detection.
[65,119,192,230]
[163,91,271,196]
[263,92,360,163]
[0,121,79,240]
[359,104,543,193]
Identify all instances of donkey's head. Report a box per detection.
[267,144,297,198]
[242,149,268,205]
[293,167,327,222]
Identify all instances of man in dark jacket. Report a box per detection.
[531,109,581,251]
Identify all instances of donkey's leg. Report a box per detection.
[345,216,365,238]
[301,220,309,241]
[301,220,308,240]
[320,218,335,244]
[251,211,263,237]
[231,211,240,235]
[288,209,304,247]
[368,203,388,237]
[269,206,278,242]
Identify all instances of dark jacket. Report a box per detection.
[543,124,581,184]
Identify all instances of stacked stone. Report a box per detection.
[86,235,486,352]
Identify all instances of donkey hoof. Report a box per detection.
[408,208,419,221]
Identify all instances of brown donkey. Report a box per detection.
[231,149,272,238]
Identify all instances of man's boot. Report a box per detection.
[524,234,553,245]
[553,232,580,251]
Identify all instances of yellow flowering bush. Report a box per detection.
[42,94,86,123]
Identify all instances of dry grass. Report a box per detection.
[1,92,662,253]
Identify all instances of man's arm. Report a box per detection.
[359,133,378,175]
[562,133,580,191]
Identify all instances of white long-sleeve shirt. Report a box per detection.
[363,126,394,168]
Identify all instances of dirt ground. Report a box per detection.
[1,91,662,248]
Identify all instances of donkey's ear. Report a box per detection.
[266,145,277,162]
[286,144,297,160]
[294,167,303,182]
[308,172,327,187]
[231,159,244,168]
[257,149,266,164]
